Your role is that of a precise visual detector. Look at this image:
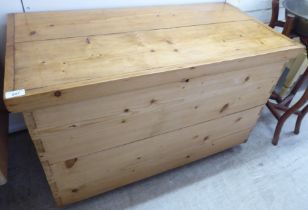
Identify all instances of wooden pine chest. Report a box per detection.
[4,3,304,206]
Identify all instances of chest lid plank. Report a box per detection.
[4,3,304,112]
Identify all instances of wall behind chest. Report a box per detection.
[226,0,285,22]
[21,0,285,22]
[21,0,224,11]
[0,0,23,59]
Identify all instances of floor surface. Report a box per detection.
[0,102,307,210]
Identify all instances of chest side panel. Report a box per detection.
[24,60,284,205]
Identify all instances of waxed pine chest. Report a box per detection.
[4,3,304,206]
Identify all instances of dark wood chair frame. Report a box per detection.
[267,71,308,145]
[267,0,308,145]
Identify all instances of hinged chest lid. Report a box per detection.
[4,3,304,112]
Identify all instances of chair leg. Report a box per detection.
[272,111,292,146]
[285,67,308,107]
[272,89,308,145]
[282,13,296,37]
[269,0,280,28]
[294,105,308,135]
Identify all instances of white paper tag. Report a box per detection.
[5,89,25,99]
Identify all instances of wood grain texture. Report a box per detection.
[52,129,251,205]
[4,3,304,112]
[14,3,248,42]
[29,107,256,205]
[30,62,282,164]
[4,14,15,94]
[13,21,295,90]
[4,49,301,113]
[22,112,63,205]
[4,3,305,205]
[32,62,281,129]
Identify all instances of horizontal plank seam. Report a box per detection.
[211,127,251,144]
[18,47,298,93]
[38,84,275,133]
[33,75,279,132]
[49,127,252,168]
[14,18,252,44]
[47,105,262,165]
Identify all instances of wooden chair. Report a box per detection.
[267,0,308,145]
[267,71,308,145]
[269,0,296,37]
